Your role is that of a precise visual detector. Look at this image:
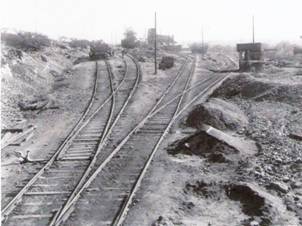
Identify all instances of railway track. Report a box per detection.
[49,56,230,226]
[1,55,141,226]
[48,56,190,226]
[2,54,229,226]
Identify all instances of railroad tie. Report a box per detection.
[10,214,53,219]
[25,191,71,195]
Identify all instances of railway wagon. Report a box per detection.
[89,42,112,60]
[294,46,302,55]
[159,56,174,70]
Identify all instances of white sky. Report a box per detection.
[1,0,302,44]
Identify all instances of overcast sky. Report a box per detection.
[1,0,302,44]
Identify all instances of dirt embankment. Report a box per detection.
[1,44,89,129]
[212,73,302,105]
[163,69,302,225]
[1,42,96,204]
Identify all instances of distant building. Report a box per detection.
[294,46,302,55]
[162,45,182,51]
[147,28,175,47]
[237,42,264,72]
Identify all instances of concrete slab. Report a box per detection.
[201,124,257,156]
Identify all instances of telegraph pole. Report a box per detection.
[154,12,157,75]
[201,28,205,57]
[252,15,255,43]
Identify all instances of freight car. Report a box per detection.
[159,56,174,70]
[89,42,112,60]
[294,46,302,55]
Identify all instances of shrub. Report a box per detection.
[68,39,91,49]
[1,32,51,51]
[89,41,111,59]
[190,42,208,54]
[121,29,139,49]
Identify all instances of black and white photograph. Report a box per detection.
[1,0,302,225]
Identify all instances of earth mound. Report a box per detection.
[168,131,237,163]
[185,98,248,131]
[212,74,302,106]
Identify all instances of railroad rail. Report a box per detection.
[50,56,230,226]
[49,55,141,225]
[1,60,101,221]
[1,55,140,226]
[49,57,191,225]
[112,56,197,226]
[112,62,230,226]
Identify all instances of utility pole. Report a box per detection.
[252,15,255,43]
[201,28,205,57]
[154,12,157,75]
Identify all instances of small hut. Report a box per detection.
[237,42,263,72]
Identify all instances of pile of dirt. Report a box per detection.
[185,98,248,131]
[225,184,269,225]
[212,73,302,106]
[168,66,302,225]
[168,131,237,163]
[151,216,175,226]
[200,71,302,224]
[18,96,49,111]
[185,180,221,199]
[182,180,298,226]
